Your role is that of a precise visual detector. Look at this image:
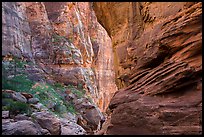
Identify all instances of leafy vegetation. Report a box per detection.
[52,33,65,42]
[66,84,86,98]
[2,55,88,117]
[2,92,11,98]
[2,74,34,92]
[66,102,76,114]
[2,98,32,116]
[2,56,34,92]
[52,33,71,44]
[87,95,94,104]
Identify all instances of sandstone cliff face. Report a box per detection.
[2,2,202,135]
[2,2,117,112]
[2,2,117,134]
[93,23,118,112]
[93,2,202,135]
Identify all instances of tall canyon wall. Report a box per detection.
[93,2,202,135]
[2,2,202,135]
[2,2,117,113]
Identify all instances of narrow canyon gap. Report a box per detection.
[2,2,202,135]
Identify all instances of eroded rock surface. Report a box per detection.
[2,2,117,114]
[2,119,42,135]
[32,112,61,135]
[2,1,202,135]
[93,2,202,135]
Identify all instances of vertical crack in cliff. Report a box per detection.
[130,2,144,41]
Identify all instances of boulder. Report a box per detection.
[60,118,86,135]
[11,92,27,103]
[2,120,42,135]
[32,111,61,135]
[30,103,49,112]
[14,114,31,121]
[40,128,51,135]
[2,111,9,119]
[21,92,33,99]
[28,98,40,104]
[107,91,202,135]
[73,98,105,131]
[62,112,78,123]
[2,89,15,94]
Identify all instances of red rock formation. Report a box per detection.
[93,21,118,112]
[43,2,117,111]
[93,2,202,135]
[2,2,118,134]
[2,2,117,113]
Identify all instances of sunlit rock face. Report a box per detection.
[93,2,202,135]
[42,2,118,111]
[2,2,117,113]
[93,23,118,112]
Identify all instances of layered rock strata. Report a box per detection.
[93,2,202,135]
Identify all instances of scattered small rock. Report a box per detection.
[30,103,48,111]
[2,89,15,94]
[60,118,86,135]
[11,92,27,103]
[40,128,51,135]
[14,114,30,121]
[21,92,33,99]
[2,111,9,118]
[28,98,39,104]
[66,92,76,101]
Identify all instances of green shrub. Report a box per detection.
[30,83,63,104]
[2,98,32,116]
[2,55,88,118]
[2,98,13,106]
[52,33,68,44]
[65,84,86,98]
[77,83,83,89]
[87,96,94,104]
[3,74,33,92]
[13,57,27,68]
[2,92,11,98]
[2,57,34,92]
[65,102,76,114]
[53,82,66,92]
[72,88,86,98]
[29,82,77,116]
[38,92,49,100]
[66,84,75,89]
[54,102,67,115]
